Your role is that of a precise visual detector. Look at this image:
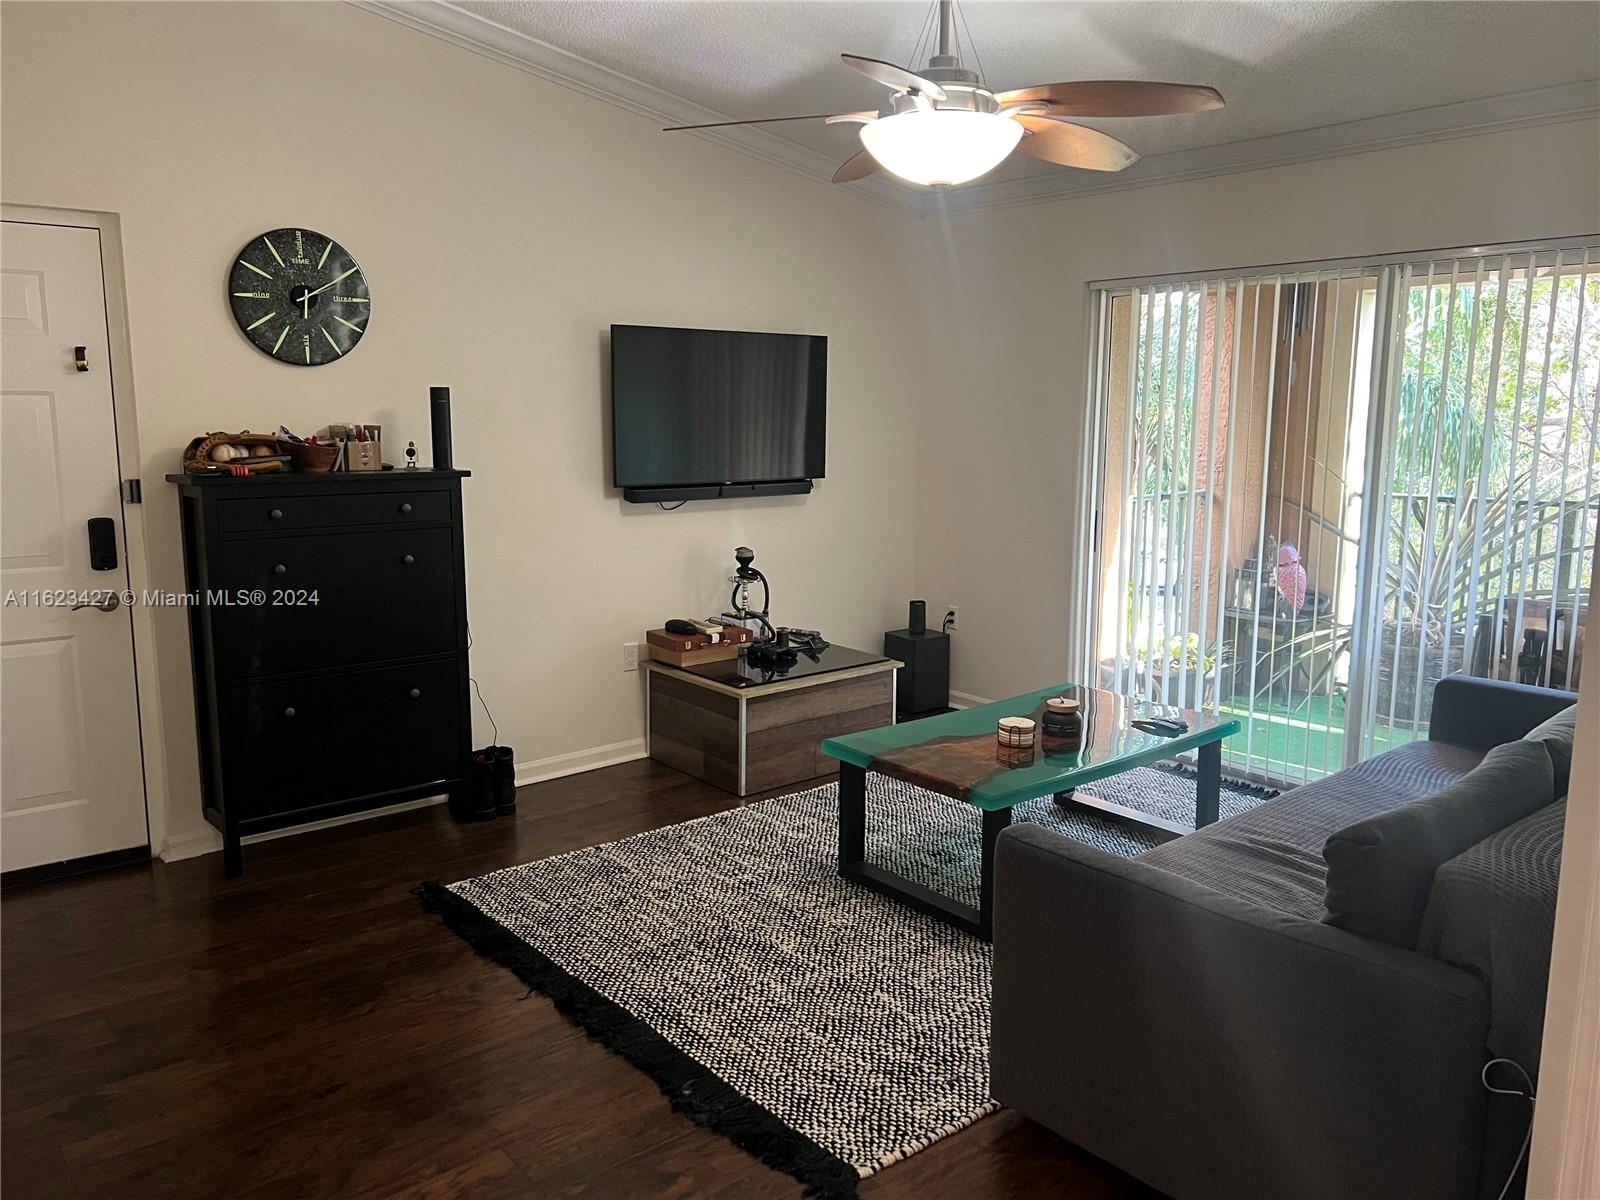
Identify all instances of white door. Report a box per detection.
[1,219,148,871]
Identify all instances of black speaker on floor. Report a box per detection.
[430,385,453,470]
[885,626,950,718]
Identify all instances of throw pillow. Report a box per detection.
[1523,704,1576,796]
[1323,739,1555,949]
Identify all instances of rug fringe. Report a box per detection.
[1152,759,1282,799]
[416,881,862,1200]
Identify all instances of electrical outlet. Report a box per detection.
[622,642,640,672]
[943,606,959,633]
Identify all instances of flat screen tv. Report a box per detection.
[611,324,827,502]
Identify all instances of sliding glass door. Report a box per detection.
[1085,242,1598,788]
[1356,249,1598,762]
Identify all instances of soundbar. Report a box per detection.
[622,479,814,504]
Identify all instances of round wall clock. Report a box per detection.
[228,228,370,366]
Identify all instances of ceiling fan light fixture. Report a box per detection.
[858,108,1022,186]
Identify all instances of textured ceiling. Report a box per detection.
[455,0,1600,187]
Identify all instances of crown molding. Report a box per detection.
[919,80,1600,218]
[353,0,915,212]
[354,3,1598,223]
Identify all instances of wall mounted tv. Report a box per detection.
[611,324,827,503]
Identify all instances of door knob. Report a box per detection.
[71,594,121,612]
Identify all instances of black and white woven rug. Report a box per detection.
[420,766,1273,1198]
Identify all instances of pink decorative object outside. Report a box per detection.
[1275,543,1308,613]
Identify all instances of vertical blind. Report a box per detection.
[1085,242,1598,788]
[1354,247,1599,760]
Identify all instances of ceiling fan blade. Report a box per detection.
[841,54,948,102]
[824,110,880,126]
[996,81,1224,117]
[1014,116,1139,172]
[663,112,858,132]
[832,149,881,184]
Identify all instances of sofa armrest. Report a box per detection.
[991,823,1489,1200]
[1429,673,1575,751]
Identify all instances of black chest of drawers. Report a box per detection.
[168,469,472,875]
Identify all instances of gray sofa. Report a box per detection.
[990,674,1575,1200]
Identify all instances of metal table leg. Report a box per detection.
[978,806,1012,941]
[1196,738,1221,828]
[836,764,1001,940]
[838,761,865,872]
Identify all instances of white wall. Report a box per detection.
[5,2,1597,860]
[910,119,1600,701]
[0,1,928,857]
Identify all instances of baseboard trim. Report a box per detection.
[516,738,648,786]
[159,830,221,862]
[158,738,652,862]
[948,690,994,709]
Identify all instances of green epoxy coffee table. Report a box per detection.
[821,684,1239,940]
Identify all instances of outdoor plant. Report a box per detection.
[1128,633,1226,708]
[1134,632,1219,673]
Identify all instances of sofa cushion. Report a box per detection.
[1138,740,1484,920]
[1523,704,1576,796]
[1323,740,1555,949]
[1418,799,1565,1073]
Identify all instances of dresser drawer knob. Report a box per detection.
[273,563,287,576]
[268,507,284,521]
[401,553,415,566]
[398,502,413,514]
[283,706,297,718]
[409,688,422,699]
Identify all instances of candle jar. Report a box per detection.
[1042,696,1083,746]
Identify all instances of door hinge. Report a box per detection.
[124,478,142,504]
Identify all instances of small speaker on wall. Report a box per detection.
[430,386,453,470]
[908,600,927,636]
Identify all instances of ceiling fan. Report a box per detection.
[664,0,1224,188]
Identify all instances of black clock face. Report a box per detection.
[228,229,369,366]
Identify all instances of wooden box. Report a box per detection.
[643,624,753,667]
[646,640,742,668]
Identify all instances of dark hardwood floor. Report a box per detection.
[3,759,1152,1199]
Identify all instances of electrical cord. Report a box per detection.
[465,626,499,746]
[471,677,499,748]
[657,500,688,511]
[1482,1058,1536,1200]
